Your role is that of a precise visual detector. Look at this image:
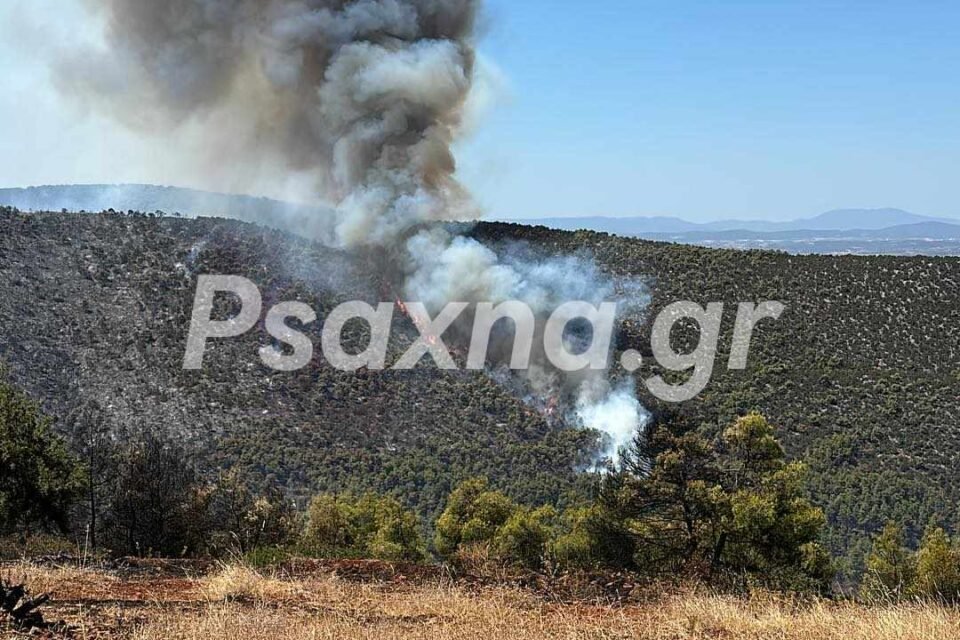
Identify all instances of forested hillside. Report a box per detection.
[473,223,960,576]
[0,209,597,524]
[1,208,958,577]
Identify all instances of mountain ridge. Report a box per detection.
[3,185,957,238]
[512,208,960,234]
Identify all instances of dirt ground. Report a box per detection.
[4,559,960,639]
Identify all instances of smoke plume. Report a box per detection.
[58,0,479,246]
[60,0,648,463]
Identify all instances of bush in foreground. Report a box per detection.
[0,372,85,535]
[862,521,960,603]
[301,493,425,562]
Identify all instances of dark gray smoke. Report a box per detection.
[59,0,479,246]
[59,0,649,462]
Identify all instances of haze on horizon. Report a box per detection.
[1,0,958,223]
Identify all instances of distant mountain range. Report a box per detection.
[652,221,960,242]
[2,185,959,256]
[513,209,960,256]
[517,208,960,234]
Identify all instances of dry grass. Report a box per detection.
[2,561,120,600]
[200,565,308,604]
[5,562,960,639]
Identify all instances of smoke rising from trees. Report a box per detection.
[57,0,648,462]
[57,0,479,246]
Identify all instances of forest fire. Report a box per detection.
[65,0,653,463]
[544,395,560,418]
[396,299,441,348]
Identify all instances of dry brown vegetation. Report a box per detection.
[3,562,960,639]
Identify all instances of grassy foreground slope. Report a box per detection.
[8,561,960,639]
[1,209,959,573]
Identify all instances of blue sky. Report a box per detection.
[458,0,960,221]
[1,1,958,222]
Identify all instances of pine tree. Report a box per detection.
[912,526,960,601]
[860,522,915,602]
[600,413,834,593]
[0,373,85,534]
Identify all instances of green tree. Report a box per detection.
[601,413,834,593]
[722,461,832,593]
[0,374,85,534]
[860,522,915,602]
[549,505,634,569]
[493,505,557,570]
[365,497,426,562]
[435,478,517,558]
[349,493,425,562]
[602,426,724,574]
[911,526,960,601]
[301,493,425,562]
[723,412,786,485]
[302,495,353,554]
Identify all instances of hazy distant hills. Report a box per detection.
[784,208,953,231]
[0,184,334,237]
[523,208,959,234]
[644,219,960,244]
[3,185,960,255]
[517,209,960,256]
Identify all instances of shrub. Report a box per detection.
[549,507,605,569]
[301,493,425,562]
[860,522,915,602]
[0,374,85,535]
[242,545,294,569]
[302,495,353,555]
[435,478,517,558]
[912,526,960,601]
[493,505,557,570]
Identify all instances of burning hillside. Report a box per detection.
[53,0,654,464]
[2,206,960,566]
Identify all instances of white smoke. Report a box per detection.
[402,228,618,314]
[54,0,649,464]
[577,381,651,466]
[404,227,651,461]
